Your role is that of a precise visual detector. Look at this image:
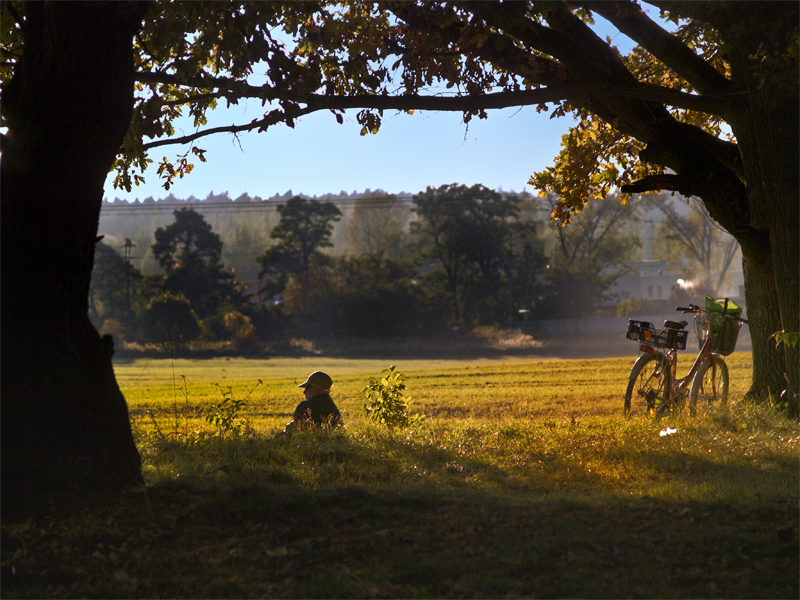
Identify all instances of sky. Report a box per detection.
[103,18,638,203]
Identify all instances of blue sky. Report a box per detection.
[105,104,578,202]
[104,17,638,202]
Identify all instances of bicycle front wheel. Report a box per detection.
[625,352,671,418]
[689,356,729,416]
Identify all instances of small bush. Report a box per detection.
[361,365,424,429]
[204,383,253,437]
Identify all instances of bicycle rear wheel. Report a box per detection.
[689,356,729,416]
[625,352,671,417]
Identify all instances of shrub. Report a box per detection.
[140,292,201,345]
[360,365,424,429]
[204,384,249,437]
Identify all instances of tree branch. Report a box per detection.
[132,76,731,156]
[162,92,229,108]
[581,1,733,96]
[136,70,285,102]
[621,174,685,194]
[306,87,583,112]
[136,105,314,151]
[132,86,582,152]
[606,82,727,115]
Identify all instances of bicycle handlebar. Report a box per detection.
[675,305,749,324]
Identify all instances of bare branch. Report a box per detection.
[136,105,314,151]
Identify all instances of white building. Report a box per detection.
[605,260,683,302]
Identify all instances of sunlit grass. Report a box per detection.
[117,351,755,427]
[118,351,797,506]
[3,351,796,600]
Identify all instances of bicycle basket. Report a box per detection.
[627,319,688,350]
[696,296,743,356]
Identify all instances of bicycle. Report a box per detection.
[623,297,749,418]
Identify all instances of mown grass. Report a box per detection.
[2,351,797,599]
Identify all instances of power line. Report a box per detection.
[98,190,542,213]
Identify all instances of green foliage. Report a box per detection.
[89,241,142,334]
[770,330,799,417]
[282,253,424,338]
[152,207,223,272]
[530,118,650,223]
[257,196,342,296]
[150,208,243,320]
[204,384,248,437]
[140,292,201,345]
[536,193,639,318]
[411,184,538,325]
[772,330,799,349]
[361,365,424,429]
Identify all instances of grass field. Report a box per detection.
[3,349,798,599]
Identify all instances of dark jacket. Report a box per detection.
[289,392,343,430]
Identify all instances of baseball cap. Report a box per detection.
[298,371,333,389]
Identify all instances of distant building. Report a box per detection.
[604,260,683,303]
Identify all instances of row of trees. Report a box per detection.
[91,185,738,347]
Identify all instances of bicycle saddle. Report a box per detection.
[664,320,688,330]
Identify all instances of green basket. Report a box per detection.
[697,296,743,356]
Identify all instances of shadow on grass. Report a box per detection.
[3,428,798,599]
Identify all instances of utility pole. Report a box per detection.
[122,238,136,342]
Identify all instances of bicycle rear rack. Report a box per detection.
[626,320,688,350]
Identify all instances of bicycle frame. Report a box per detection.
[637,334,719,405]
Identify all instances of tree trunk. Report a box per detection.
[731,42,800,405]
[741,243,787,400]
[1,2,146,511]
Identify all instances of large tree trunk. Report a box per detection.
[731,30,800,405]
[740,243,788,400]
[1,2,146,511]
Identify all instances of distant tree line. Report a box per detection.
[90,184,737,350]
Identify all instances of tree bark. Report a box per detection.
[741,244,787,400]
[728,17,800,404]
[1,2,146,511]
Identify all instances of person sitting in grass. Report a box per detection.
[284,371,343,433]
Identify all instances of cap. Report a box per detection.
[298,371,333,389]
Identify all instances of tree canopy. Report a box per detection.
[537,193,640,319]
[412,184,530,325]
[152,207,224,272]
[151,207,241,319]
[256,196,342,296]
